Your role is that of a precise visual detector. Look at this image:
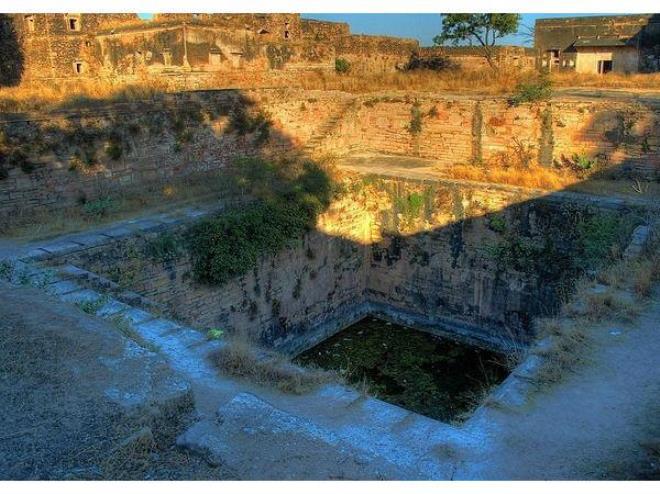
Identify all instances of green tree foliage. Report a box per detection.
[433,14,521,70]
[509,77,553,106]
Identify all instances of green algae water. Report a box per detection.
[295,317,510,422]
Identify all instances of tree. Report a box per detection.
[433,14,521,70]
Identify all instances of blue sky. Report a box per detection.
[138,13,600,47]
[302,14,595,47]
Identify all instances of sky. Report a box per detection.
[138,13,603,47]
[301,13,596,47]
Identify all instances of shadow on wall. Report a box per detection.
[0,86,655,349]
[334,164,647,347]
[563,98,660,181]
[0,15,24,87]
[0,88,307,228]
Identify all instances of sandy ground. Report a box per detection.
[0,282,235,480]
[457,293,660,480]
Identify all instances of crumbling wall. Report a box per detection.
[326,94,660,176]
[8,13,421,86]
[418,45,537,71]
[0,89,349,222]
[1,90,658,223]
[60,223,369,352]
[56,173,639,351]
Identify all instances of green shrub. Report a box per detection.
[335,58,351,74]
[145,232,184,263]
[187,157,332,285]
[572,153,597,171]
[395,192,425,222]
[105,141,123,161]
[228,108,272,142]
[188,200,314,285]
[407,101,423,135]
[576,213,636,269]
[510,77,552,106]
[487,214,507,234]
[207,328,225,340]
[82,197,117,218]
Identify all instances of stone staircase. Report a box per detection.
[2,251,469,479]
[302,98,357,155]
[3,205,595,479]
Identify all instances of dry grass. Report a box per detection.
[550,71,660,91]
[530,232,658,387]
[532,318,591,385]
[280,68,529,94]
[437,163,581,191]
[212,332,338,394]
[1,69,658,115]
[0,78,170,113]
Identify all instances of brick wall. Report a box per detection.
[0,89,350,222]
[52,173,639,351]
[325,94,660,175]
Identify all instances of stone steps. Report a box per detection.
[4,259,464,478]
[176,392,423,479]
[302,99,356,152]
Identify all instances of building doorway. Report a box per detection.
[597,60,613,74]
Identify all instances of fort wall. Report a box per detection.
[1,90,658,224]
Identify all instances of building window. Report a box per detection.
[73,61,85,75]
[597,60,613,74]
[546,49,560,66]
[24,15,35,33]
[66,14,81,32]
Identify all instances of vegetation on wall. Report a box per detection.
[509,77,552,106]
[0,100,213,179]
[334,58,351,74]
[0,14,24,87]
[187,157,335,285]
[407,101,424,135]
[403,52,454,72]
[228,106,272,145]
[486,208,640,279]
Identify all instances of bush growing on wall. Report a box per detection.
[335,58,351,74]
[509,77,552,106]
[403,52,454,72]
[187,157,334,285]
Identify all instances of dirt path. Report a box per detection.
[0,282,233,480]
[457,292,660,479]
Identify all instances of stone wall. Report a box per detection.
[418,46,537,71]
[349,177,627,344]
[2,90,659,224]
[58,221,369,354]
[6,13,419,86]
[0,89,351,224]
[51,173,640,351]
[324,94,660,175]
